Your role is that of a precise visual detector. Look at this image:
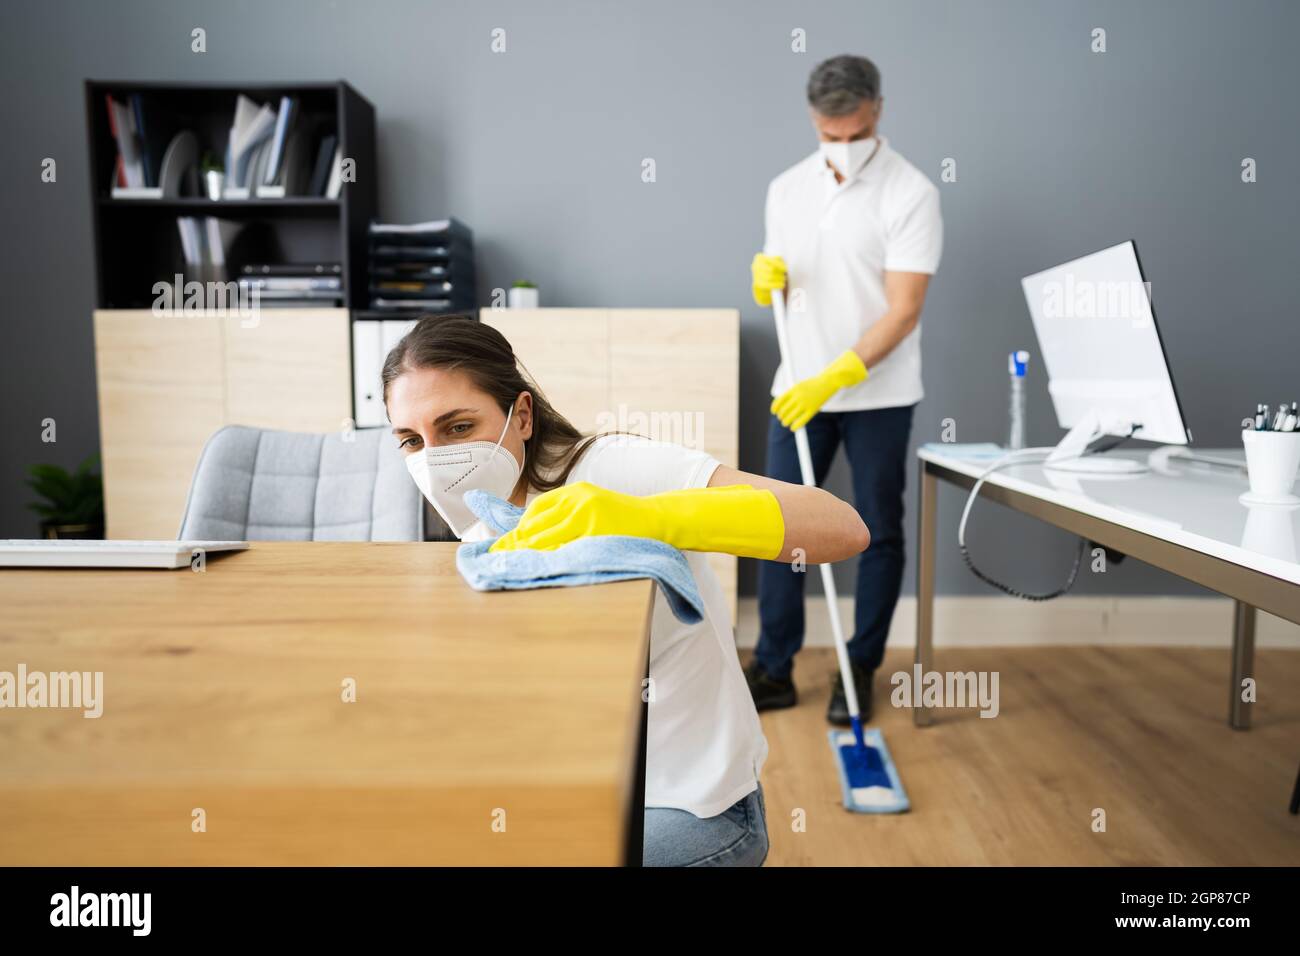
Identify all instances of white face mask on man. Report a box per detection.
[819,136,879,180]
[404,402,524,538]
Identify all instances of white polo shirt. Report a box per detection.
[764,136,943,411]
[462,434,768,820]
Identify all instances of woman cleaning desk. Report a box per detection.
[383,315,870,866]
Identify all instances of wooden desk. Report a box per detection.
[0,543,654,866]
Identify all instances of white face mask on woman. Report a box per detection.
[404,403,524,538]
[820,136,879,180]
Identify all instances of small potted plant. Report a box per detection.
[26,454,105,539]
[508,280,539,309]
[201,152,224,200]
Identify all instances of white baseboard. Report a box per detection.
[734,595,1300,649]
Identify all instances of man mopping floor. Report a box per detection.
[747,54,944,728]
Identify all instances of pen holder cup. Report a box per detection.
[1241,429,1300,505]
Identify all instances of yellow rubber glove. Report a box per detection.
[771,350,869,431]
[750,253,787,306]
[489,481,785,560]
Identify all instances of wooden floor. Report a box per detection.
[751,646,1300,866]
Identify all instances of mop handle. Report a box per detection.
[770,290,864,734]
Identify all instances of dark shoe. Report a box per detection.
[743,659,797,712]
[827,662,874,726]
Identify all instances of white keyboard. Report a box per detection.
[0,539,248,569]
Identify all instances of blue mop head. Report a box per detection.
[828,726,911,814]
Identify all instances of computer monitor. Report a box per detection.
[1020,240,1191,473]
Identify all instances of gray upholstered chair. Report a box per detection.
[178,425,423,541]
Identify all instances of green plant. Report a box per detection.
[511,280,537,289]
[26,454,104,528]
[200,151,223,174]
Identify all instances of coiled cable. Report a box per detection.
[956,428,1139,601]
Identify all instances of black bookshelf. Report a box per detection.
[84,80,376,310]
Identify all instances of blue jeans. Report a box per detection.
[643,784,768,866]
[755,405,915,681]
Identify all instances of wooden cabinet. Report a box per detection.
[483,308,740,620]
[222,310,352,431]
[94,305,741,622]
[93,308,351,539]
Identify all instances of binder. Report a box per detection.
[352,318,418,427]
[380,318,418,358]
[308,134,337,196]
[263,96,297,186]
[106,96,145,189]
[352,320,385,428]
[325,145,344,198]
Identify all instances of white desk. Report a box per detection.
[915,446,1300,729]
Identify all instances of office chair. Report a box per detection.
[178,425,423,541]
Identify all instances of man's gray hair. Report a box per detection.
[806,55,882,116]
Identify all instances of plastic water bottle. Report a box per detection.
[1008,350,1029,450]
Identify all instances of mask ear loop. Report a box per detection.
[493,401,514,450]
[492,398,526,473]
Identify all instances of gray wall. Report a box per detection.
[3,0,1298,601]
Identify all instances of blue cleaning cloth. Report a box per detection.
[454,490,706,625]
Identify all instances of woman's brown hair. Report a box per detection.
[381,313,599,492]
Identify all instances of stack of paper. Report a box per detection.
[367,218,476,311]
